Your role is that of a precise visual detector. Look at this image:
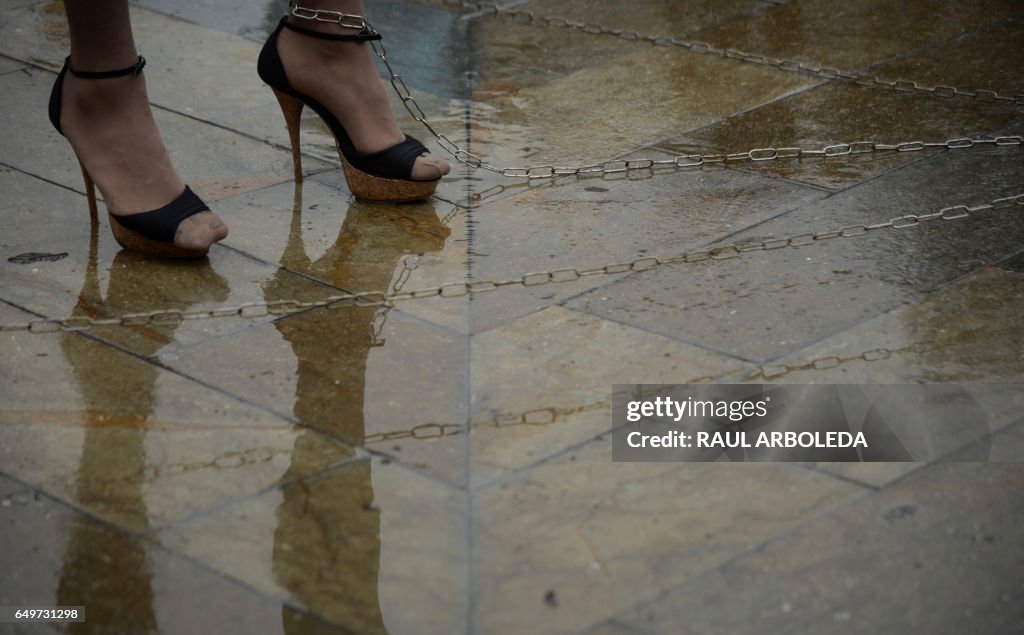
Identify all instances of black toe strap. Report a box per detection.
[350,135,431,180]
[113,186,210,243]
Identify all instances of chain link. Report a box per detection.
[3,193,1018,335]
[288,0,375,31]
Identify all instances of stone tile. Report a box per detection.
[613,463,1024,635]
[0,65,315,205]
[468,0,773,98]
[661,84,1018,190]
[660,16,1024,190]
[999,249,1024,273]
[756,269,1024,384]
[166,306,470,486]
[0,167,339,359]
[0,490,348,633]
[690,0,1024,70]
[465,42,817,175]
[0,473,28,500]
[469,307,747,487]
[873,14,1024,96]
[945,418,1024,462]
[577,621,649,635]
[0,326,352,532]
[228,176,471,334]
[568,145,1024,361]
[158,456,468,635]
[0,54,23,75]
[469,163,826,333]
[474,438,866,635]
[807,463,922,489]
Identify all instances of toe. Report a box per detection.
[174,211,229,251]
[411,153,451,181]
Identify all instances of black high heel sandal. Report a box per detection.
[49,55,215,258]
[258,15,442,203]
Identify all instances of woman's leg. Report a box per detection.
[275,0,451,181]
[61,1,227,250]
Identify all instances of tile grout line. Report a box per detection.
[463,49,479,635]
[0,467,362,632]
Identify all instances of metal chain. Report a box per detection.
[440,0,1024,106]
[2,191,1018,335]
[373,32,1022,177]
[466,137,1023,204]
[288,0,375,31]
[365,2,1023,176]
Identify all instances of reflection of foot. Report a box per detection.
[51,57,228,254]
[276,24,451,182]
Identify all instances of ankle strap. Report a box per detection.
[281,17,381,42]
[65,55,146,79]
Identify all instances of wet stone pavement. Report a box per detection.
[1,0,1023,633]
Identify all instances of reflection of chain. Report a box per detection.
[143,446,290,479]
[370,255,420,346]
[743,342,946,381]
[363,397,612,444]
[370,1,1022,176]
[361,337,981,444]
[2,193,1019,334]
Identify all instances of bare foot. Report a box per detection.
[58,65,228,250]
[276,25,451,181]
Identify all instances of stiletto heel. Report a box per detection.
[258,11,442,203]
[78,160,98,223]
[49,55,217,258]
[273,88,305,183]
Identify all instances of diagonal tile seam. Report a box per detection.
[469,438,880,633]
[556,474,899,635]
[0,466,371,634]
[703,239,1024,376]
[588,435,1024,635]
[993,247,1024,272]
[858,10,1024,79]
[0,305,473,491]
[796,415,1024,493]
[149,456,473,634]
[3,55,343,174]
[0,65,27,78]
[527,141,1022,357]
[0,159,91,199]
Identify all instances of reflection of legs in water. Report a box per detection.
[267,190,448,632]
[54,234,230,630]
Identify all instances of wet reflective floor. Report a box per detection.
[1,1,1023,633]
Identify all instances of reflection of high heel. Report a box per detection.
[49,56,214,258]
[259,17,441,203]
